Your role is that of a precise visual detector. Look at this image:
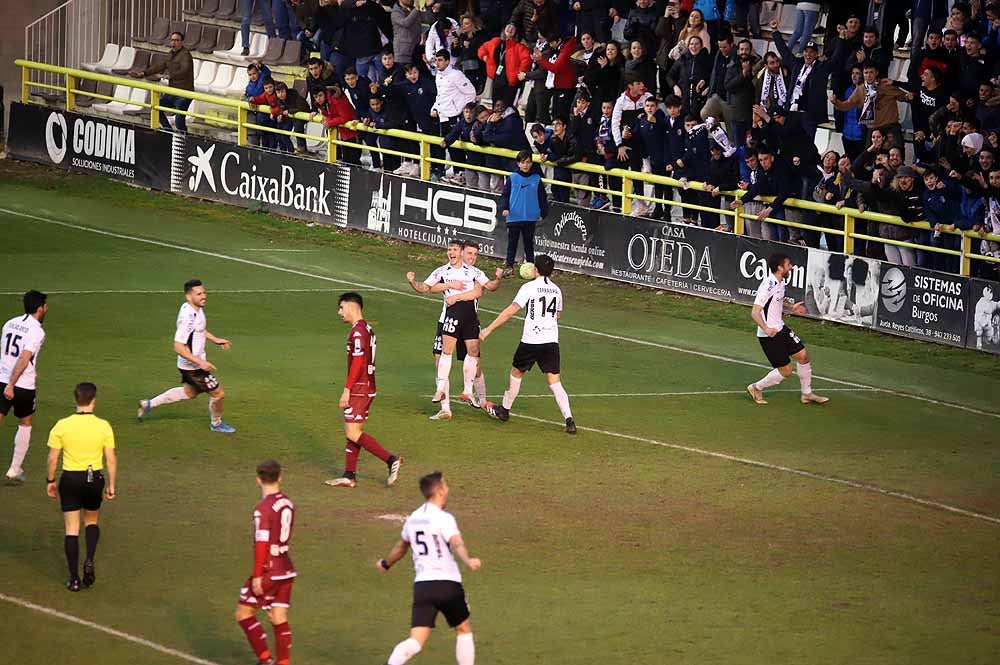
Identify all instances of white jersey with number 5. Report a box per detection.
[514,276,562,344]
[401,502,462,583]
[753,275,786,337]
[0,315,46,390]
[174,303,207,370]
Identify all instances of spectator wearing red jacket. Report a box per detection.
[532,33,577,125]
[250,78,279,149]
[311,85,361,165]
[478,24,531,107]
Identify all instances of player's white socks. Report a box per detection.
[797,362,813,394]
[437,353,453,410]
[209,396,223,427]
[549,382,573,419]
[755,369,785,391]
[456,633,475,665]
[462,356,479,396]
[474,372,487,403]
[387,637,422,665]
[502,374,522,410]
[8,425,31,475]
[150,386,190,408]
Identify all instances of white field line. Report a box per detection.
[425,388,877,399]
[508,412,1000,526]
[0,289,343,295]
[242,248,318,252]
[2,207,999,524]
[0,592,222,665]
[4,206,994,420]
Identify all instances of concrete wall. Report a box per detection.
[0,0,67,136]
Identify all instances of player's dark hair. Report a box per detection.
[516,149,533,163]
[307,57,323,67]
[435,48,450,60]
[448,238,464,248]
[339,292,364,309]
[535,254,555,277]
[767,252,789,274]
[419,471,444,499]
[184,279,203,293]
[257,459,282,483]
[464,241,479,251]
[74,382,97,406]
[23,290,47,314]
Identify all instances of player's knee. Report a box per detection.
[779,364,794,378]
[234,605,252,622]
[212,386,225,400]
[455,620,473,635]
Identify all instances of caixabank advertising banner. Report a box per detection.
[7,102,171,189]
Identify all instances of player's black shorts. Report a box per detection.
[512,342,560,374]
[0,383,36,419]
[440,301,480,342]
[433,323,467,360]
[411,581,470,628]
[59,470,105,512]
[179,369,221,394]
[758,326,805,368]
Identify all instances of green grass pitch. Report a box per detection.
[0,161,998,665]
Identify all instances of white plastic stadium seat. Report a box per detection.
[91,84,130,112]
[213,32,244,61]
[224,67,250,97]
[193,58,202,78]
[813,127,831,155]
[99,45,135,74]
[120,88,150,115]
[827,131,845,156]
[208,64,235,96]
[194,60,218,93]
[82,43,119,72]
[305,120,325,150]
[245,33,268,60]
[778,4,797,33]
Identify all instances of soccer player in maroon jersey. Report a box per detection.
[235,459,296,665]
[325,292,403,488]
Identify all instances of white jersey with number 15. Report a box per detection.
[402,502,463,583]
[514,276,562,344]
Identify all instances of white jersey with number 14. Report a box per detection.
[514,276,562,344]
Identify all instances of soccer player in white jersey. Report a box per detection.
[406,240,488,421]
[375,471,481,665]
[479,255,576,434]
[137,279,236,432]
[746,253,829,406]
[1,291,48,483]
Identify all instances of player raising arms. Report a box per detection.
[479,255,576,434]
[325,293,402,489]
[746,253,829,406]
[2,290,48,483]
[137,279,236,433]
[406,240,488,421]
[236,459,295,665]
[376,471,481,665]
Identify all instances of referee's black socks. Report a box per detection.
[64,535,79,580]
[85,525,100,562]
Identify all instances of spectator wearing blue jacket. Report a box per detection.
[443,103,486,188]
[393,64,438,176]
[632,97,670,219]
[244,61,273,99]
[500,150,549,273]
[360,95,404,172]
[922,168,977,273]
[675,114,711,225]
[484,98,530,193]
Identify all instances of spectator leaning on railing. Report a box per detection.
[131,31,194,133]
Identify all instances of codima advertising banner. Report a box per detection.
[7,102,171,189]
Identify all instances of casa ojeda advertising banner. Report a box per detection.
[876,264,969,347]
[966,278,1000,353]
[170,135,350,228]
[732,237,808,306]
[7,102,171,189]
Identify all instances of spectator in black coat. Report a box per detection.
[541,115,582,202]
[666,35,712,114]
[622,39,658,96]
[573,0,612,43]
[622,0,660,55]
[340,0,393,83]
[582,41,625,105]
[732,143,796,241]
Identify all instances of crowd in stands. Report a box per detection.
[182,1,1000,277]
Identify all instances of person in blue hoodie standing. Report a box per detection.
[393,63,438,177]
[922,166,977,273]
[483,98,530,194]
[675,114,711,225]
[500,150,549,275]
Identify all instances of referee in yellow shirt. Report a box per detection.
[46,382,116,591]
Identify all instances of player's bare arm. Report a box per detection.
[104,447,117,500]
[751,304,778,337]
[45,446,59,498]
[376,538,411,572]
[446,284,484,306]
[479,302,522,340]
[784,300,807,315]
[205,331,232,350]
[2,350,33,399]
[484,268,505,292]
[448,534,481,571]
[173,341,216,371]
[406,272,432,293]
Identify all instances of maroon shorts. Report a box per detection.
[343,394,374,423]
[238,574,295,609]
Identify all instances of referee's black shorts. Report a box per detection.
[59,470,105,512]
[411,581,470,628]
[758,326,805,368]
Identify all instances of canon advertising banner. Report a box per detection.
[732,237,808,306]
[965,278,1000,353]
[7,102,171,189]
[170,135,350,228]
[876,265,969,347]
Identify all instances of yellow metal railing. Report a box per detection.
[17,59,1000,276]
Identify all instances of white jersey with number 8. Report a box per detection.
[513,276,562,344]
[402,502,462,583]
